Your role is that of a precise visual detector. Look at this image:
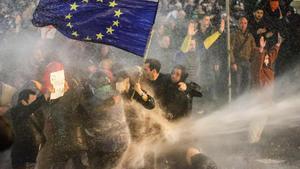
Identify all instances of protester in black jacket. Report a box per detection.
[142,58,170,107]
[164,65,192,120]
[10,89,45,169]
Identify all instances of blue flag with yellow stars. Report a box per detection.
[32,0,158,57]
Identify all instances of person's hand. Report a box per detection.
[43,91,50,101]
[259,36,266,51]
[219,19,225,33]
[32,80,43,91]
[257,28,267,34]
[232,64,238,72]
[187,22,198,36]
[277,33,283,45]
[178,82,187,92]
[134,82,143,94]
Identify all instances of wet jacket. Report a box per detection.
[40,87,87,155]
[251,45,280,88]
[83,92,130,153]
[10,95,45,165]
[123,86,155,142]
[231,29,257,63]
[164,79,192,121]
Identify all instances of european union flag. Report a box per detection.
[32,0,158,57]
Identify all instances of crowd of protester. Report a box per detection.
[1,0,300,169]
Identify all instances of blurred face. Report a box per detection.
[254,9,264,21]
[100,58,113,70]
[171,68,182,83]
[201,16,211,28]
[143,63,155,80]
[159,36,171,49]
[239,17,248,32]
[178,10,186,20]
[270,1,279,11]
[22,94,37,106]
[264,54,270,66]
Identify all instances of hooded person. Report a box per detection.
[35,61,87,169]
[82,70,130,169]
[9,89,43,169]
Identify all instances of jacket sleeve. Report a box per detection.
[230,33,236,64]
[131,89,155,110]
[180,31,222,53]
[180,35,192,53]
[268,45,280,64]
[250,34,258,62]
[203,31,222,49]
[27,95,46,112]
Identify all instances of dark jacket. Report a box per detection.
[248,18,270,47]
[82,87,130,153]
[164,77,193,121]
[124,86,155,110]
[40,87,87,155]
[144,73,170,107]
[9,95,45,166]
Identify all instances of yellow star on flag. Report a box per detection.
[113,20,120,27]
[85,36,91,40]
[96,33,104,40]
[65,13,72,20]
[114,9,123,18]
[96,0,103,2]
[109,1,118,7]
[70,2,79,11]
[82,0,89,3]
[106,27,114,34]
[66,22,73,28]
[72,31,79,37]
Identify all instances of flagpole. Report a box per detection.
[226,0,232,103]
[144,29,155,62]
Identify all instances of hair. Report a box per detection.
[17,89,36,104]
[254,6,264,12]
[199,14,211,20]
[145,58,161,73]
[239,16,248,22]
[172,64,188,82]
